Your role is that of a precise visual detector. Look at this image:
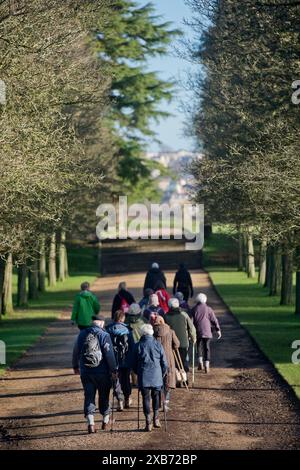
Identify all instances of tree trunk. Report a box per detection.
[264,246,271,288]
[295,271,300,315]
[0,257,6,318]
[243,233,248,273]
[17,264,28,307]
[39,237,46,293]
[280,251,293,306]
[28,259,39,300]
[238,232,243,271]
[269,247,281,296]
[247,233,255,278]
[258,240,267,285]
[3,253,13,315]
[48,233,57,287]
[59,231,68,282]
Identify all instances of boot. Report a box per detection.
[145,415,152,432]
[153,416,161,428]
[117,399,124,411]
[204,361,210,374]
[88,425,96,434]
[198,357,204,371]
[101,414,110,430]
[125,397,132,409]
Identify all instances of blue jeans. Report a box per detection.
[80,373,112,417]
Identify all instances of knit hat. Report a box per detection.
[168,297,180,309]
[92,314,106,321]
[141,324,154,336]
[196,293,207,304]
[128,303,141,315]
[149,293,159,307]
[144,288,154,297]
[175,292,184,302]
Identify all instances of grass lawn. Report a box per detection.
[0,246,99,375]
[210,269,300,399]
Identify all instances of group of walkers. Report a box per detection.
[71,263,221,434]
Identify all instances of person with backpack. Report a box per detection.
[155,280,171,314]
[165,298,196,380]
[143,293,165,321]
[191,293,221,373]
[143,262,167,293]
[111,281,135,318]
[125,303,147,343]
[173,263,194,302]
[71,282,100,330]
[106,310,135,411]
[72,314,117,433]
[132,324,168,432]
[151,314,180,411]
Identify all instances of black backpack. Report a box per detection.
[112,333,129,366]
[82,331,102,368]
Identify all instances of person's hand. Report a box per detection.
[73,368,80,375]
[71,321,75,326]
[217,331,222,340]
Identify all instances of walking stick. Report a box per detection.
[173,350,189,391]
[192,343,195,389]
[162,378,168,432]
[176,349,189,390]
[137,388,140,430]
[111,379,115,433]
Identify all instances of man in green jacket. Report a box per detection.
[71,282,100,330]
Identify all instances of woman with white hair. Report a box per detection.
[132,323,168,432]
[191,293,221,373]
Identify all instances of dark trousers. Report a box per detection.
[81,373,112,417]
[78,325,88,330]
[178,347,189,372]
[114,368,132,400]
[141,387,160,418]
[197,337,211,362]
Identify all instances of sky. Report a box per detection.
[137,0,199,153]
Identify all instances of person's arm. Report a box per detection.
[184,311,197,344]
[144,272,150,291]
[93,295,100,314]
[173,273,178,295]
[111,295,119,318]
[171,329,180,350]
[209,308,221,337]
[71,295,80,323]
[162,272,167,289]
[101,333,118,373]
[188,272,194,297]
[128,291,136,304]
[132,343,138,375]
[160,344,168,377]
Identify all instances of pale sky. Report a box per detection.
[137,0,198,152]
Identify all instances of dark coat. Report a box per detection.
[144,268,167,292]
[153,323,180,389]
[132,335,168,390]
[143,304,165,321]
[111,289,135,318]
[191,303,221,338]
[106,321,135,369]
[165,307,196,349]
[72,325,117,376]
[173,268,194,299]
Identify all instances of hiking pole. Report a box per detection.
[192,343,195,389]
[173,350,189,391]
[137,389,140,430]
[111,379,115,433]
[162,379,168,432]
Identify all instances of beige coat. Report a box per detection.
[153,323,180,389]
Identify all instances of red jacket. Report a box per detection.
[156,288,171,313]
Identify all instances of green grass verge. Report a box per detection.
[0,247,99,375]
[209,270,300,399]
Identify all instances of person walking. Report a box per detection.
[174,291,191,316]
[71,282,100,330]
[106,310,135,410]
[151,315,180,411]
[125,303,147,386]
[111,281,135,318]
[139,288,154,314]
[72,314,117,433]
[132,324,168,432]
[191,293,221,373]
[143,293,165,321]
[173,263,194,302]
[155,280,171,314]
[165,298,196,380]
[143,262,166,292]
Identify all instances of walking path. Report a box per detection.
[0,271,299,450]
